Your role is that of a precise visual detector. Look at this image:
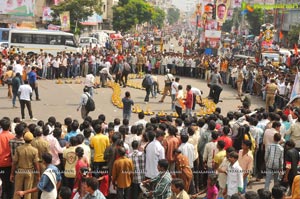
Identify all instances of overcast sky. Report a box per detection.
[172,0,199,12]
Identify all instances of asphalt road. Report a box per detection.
[0,75,265,123]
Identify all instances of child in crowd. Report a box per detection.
[192,173,218,199]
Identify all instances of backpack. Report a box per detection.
[142,75,152,88]
[85,94,95,112]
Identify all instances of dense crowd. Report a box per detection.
[0,96,300,199]
[1,35,300,199]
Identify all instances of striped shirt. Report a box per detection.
[265,143,284,170]
[9,137,25,157]
[129,150,145,183]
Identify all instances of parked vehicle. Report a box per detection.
[78,37,99,48]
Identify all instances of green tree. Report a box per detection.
[222,8,239,33]
[151,7,166,29]
[287,25,300,48]
[222,20,233,33]
[246,9,264,36]
[167,7,180,25]
[112,0,154,32]
[51,0,103,34]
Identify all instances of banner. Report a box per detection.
[227,9,233,20]
[43,7,53,22]
[205,30,222,38]
[288,72,300,105]
[216,2,229,23]
[205,20,218,31]
[0,0,35,16]
[207,38,221,49]
[81,13,102,26]
[232,0,242,8]
[60,11,70,31]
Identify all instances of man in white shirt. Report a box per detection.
[159,70,174,103]
[145,131,165,179]
[134,112,148,128]
[263,121,281,149]
[171,77,180,111]
[178,133,194,170]
[84,73,95,97]
[18,80,36,120]
[223,151,243,197]
[99,67,113,87]
[191,87,203,111]
[13,60,23,75]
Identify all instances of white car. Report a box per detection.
[78,37,99,49]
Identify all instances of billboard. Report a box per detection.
[60,11,70,32]
[217,0,230,23]
[0,0,36,16]
[43,7,53,22]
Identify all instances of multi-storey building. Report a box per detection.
[0,0,118,30]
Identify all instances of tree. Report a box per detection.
[151,7,166,29]
[113,0,163,33]
[287,25,300,48]
[246,9,264,36]
[222,20,233,33]
[51,0,102,34]
[167,7,180,25]
[222,8,239,33]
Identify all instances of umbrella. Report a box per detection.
[110,33,123,40]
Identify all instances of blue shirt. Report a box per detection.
[38,164,61,192]
[83,189,106,199]
[64,131,78,142]
[27,71,37,84]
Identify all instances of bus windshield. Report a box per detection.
[0,28,9,42]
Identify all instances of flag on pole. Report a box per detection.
[288,72,300,105]
[294,44,298,56]
[60,11,70,31]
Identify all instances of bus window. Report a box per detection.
[65,36,76,47]
[33,34,47,44]
[48,35,61,45]
[11,33,32,43]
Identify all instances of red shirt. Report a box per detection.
[74,159,89,189]
[0,130,15,167]
[99,174,109,196]
[185,90,193,109]
[217,135,233,150]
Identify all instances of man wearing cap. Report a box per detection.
[10,132,40,199]
[31,127,50,199]
[16,152,62,199]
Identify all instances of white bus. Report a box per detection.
[9,29,78,55]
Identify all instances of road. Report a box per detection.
[0,75,265,123]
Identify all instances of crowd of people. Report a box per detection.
[1,99,300,199]
[1,39,296,112]
[0,33,300,199]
